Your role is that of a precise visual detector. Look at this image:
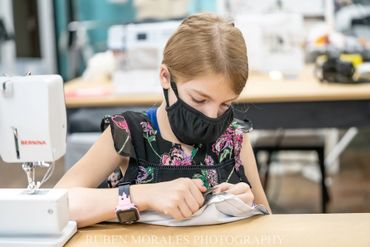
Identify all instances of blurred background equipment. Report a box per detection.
[0,17,14,60]
[315,53,357,83]
[0,0,57,75]
[133,0,189,20]
[235,12,305,78]
[111,20,180,94]
[335,3,370,43]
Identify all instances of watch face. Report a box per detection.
[117,208,139,224]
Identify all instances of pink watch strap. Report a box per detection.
[116,192,135,211]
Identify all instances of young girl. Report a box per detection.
[56,13,271,227]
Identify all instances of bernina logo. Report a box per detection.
[21,140,47,145]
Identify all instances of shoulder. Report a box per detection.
[239,131,255,165]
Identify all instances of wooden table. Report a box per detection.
[65,213,370,247]
[64,66,370,107]
[64,66,370,130]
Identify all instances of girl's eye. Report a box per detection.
[192,97,206,104]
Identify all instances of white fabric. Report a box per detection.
[138,192,269,226]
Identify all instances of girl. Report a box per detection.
[56,13,271,228]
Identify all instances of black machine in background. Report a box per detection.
[317,55,356,83]
[315,53,370,83]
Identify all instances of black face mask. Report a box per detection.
[163,79,234,146]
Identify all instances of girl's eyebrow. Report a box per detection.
[191,89,211,99]
[191,89,237,103]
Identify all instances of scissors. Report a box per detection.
[202,187,217,206]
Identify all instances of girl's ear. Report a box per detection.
[159,64,171,89]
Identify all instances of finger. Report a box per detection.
[186,184,204,211]
[168,206,185,221]
[183,193,201,214]
[213,182,232,193]
[177,199,193,219]
[237,192,255,206]
[189,181,205,206]
[226,182,251,195]
[192,179,207,192]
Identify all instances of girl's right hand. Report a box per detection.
[131,178,207,220]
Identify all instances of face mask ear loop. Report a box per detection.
[164,72,180,108]
[163,71,173,107]
[170,79,179,97]
[163,87,170,108]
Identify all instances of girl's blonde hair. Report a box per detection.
[162,13,248,94]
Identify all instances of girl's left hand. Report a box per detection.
[213,182,254,206]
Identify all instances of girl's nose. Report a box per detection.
[203,106,219,119]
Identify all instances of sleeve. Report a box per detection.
[100,114,135,158]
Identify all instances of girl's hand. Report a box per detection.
[131,178,207,220]
[213,182,254,206]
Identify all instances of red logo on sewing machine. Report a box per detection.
[21,140,47,145]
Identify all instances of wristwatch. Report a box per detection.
[115,183,140,224]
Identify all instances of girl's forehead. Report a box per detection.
[180,73,238,101]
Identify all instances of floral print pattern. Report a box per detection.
[232,122,244,171]
[141,121,157,142]
[153,120,244,187]
[107,169,122,188]
[107,114,245,188]
[205,169,218,187]
[160,146,192,166]
[192,155,218,188]
[136,166,154,183]
[141,122,156,136]
[211,121,244,171]
[111,115,130,133]
[109,114,133,157]
[140,121,161,158]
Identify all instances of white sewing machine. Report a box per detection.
[108,21,180,94]
[0,75,76,247]
[235,12,305,78]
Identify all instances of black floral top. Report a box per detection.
[101,110,251,189]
